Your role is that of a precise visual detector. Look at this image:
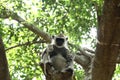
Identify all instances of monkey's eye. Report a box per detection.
[56,38,64,46]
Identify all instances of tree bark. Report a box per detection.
[40,63,76,80]
[0,36,10,80]
[92,0,120,80]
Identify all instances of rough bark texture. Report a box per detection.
[0,36,10,80]
[92,0,120,80]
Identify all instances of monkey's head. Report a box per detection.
[51,34,68,48]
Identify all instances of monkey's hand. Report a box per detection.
[66,54,75,62]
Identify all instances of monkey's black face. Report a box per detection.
[56,38,65,46]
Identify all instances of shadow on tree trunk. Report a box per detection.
[0,36,10,80]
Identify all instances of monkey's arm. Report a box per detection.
[65,49,73,62]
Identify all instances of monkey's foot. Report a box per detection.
[65,68,73,74]
[46,62,53,66]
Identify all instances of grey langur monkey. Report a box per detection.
[41,34,74,75]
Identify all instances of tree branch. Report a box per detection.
[0,5,51,43]
[5,40,46,51]
[83,48,95,54]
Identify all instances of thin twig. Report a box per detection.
[5,40,46,51]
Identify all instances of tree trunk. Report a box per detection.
[92,0,120,80]
[40,63,76,80]
[0,36,10,80]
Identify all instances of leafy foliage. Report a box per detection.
[113,64,120,80]
[0,0,120,80]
